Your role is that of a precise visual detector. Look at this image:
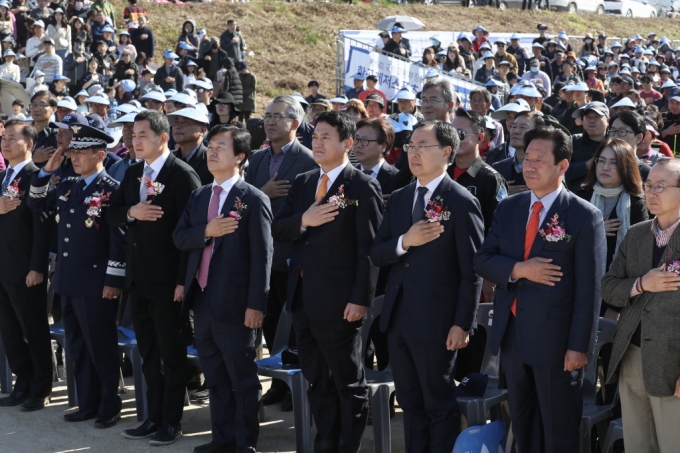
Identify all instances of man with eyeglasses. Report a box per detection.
[602,158,680,453]
[29,91,58,167]
[245,96,315,411]
[371,119,483,452]
[169,108,212,185]
[608,111,651,181]
[140,90,165,113]
[565,102,610,192]
[661,93,680,154]
[494,39,518,74]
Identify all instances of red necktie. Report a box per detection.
[511,201,543,316]
[197,185,223,289]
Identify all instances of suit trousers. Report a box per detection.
[262,269,293,393]
[619,343,680,453]
[291,278,368,453]
[129,286,187,427]
[62,295,122,417]
[193,290,261,449]
[0,280,52,398]
[501,316,583,453]
[387,298,460,453]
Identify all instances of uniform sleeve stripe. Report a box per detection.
[106,267,125,277]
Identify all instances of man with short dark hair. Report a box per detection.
[272,110,383,453]
[174,126,272,453]
[609,110,652,181]
[0,120,52,412]
[219,19,245,64]
[565,102,610,191]
[29,91,58,165]
[475,126,606,453]
[371,119,484,451]
[108,110,201,446]
[304,80,325,105]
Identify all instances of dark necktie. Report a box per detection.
[411,186,429,224]
[363,169,373,177]
[1,168,14,193]
[77,178,87,193]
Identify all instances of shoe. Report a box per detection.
[0,391,29,407]
[94,412,121,429]
[193,440,236,453]
[20,396,48,412]
[121,419,162,440]
[148,424,182,446]
[190,388,209,404]
[280,391,293,412]
[64,409,97,422]
[261,387,286,406]
[236,448,256,453]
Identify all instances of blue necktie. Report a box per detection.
[412,186,429,224]
[1,168,14,193]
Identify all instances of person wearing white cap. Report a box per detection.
[506,34,530,76]
[475,51,499,84]
[0,49,19,83]
[85,94,111,125]
[107,111,141,181]
[28,69,49,98]
[329,95,348,112]
[141,89,166,112]
[25,20,47,63]
[486,100,531,165]
[33,36,63,84]
[56,96,77,120]
[168,107,212,185]
[390,87,422,123]
[494,38,518,74]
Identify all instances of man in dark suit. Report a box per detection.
[370,120,484,452]
[108,110,201,446]
[28,119,126,428]
[174,126,273,453]
[0,120,52,412]
[272,111,383,453]
[354,117,399,197]
[245,95,316,409]
[474,126,607,453]
[169,108,212,185]
[153,50,185,92]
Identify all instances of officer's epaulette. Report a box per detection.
[101,176,118,187]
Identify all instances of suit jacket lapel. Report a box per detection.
[154,152,175,187]
[304,168,321,207]
[322,163,354,204]
[659,222,680,267]
[214,179,246,251]
[400,183,417,233]
[514,192,531,259]
[529,188,571,259]
[276,141,300,179]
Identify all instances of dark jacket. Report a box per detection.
[565,132,605,192]
[153,64,185,92]
[173,144,212,186]
[382,37,411,59]
[111,59,139,87]
[130,26,155,59]
[219,29,244,63]
[63,51,91,87]
[238,72,256,113]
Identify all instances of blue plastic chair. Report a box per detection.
[256,308,311,453]
[600,417,623,453]
[118,325,147,421]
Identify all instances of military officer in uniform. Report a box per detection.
[28,115,126,429]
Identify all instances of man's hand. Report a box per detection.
[401,220,443,249]
[173,285,184,302]
[43,147,66,173]
[301,198,339,228]
[128,201,164,221]
[204,55,211,61]
[343,303,367,322]
[232,36,239,43]
[33,146,56,164]
[204,214,238,238]
[26,271,43,287]
[244,308,263,328]
[125,69,134,75]
[603,219,622,237]
[50,175,60,187]
[663,123,680,137]
[102,286,121,299]
[76,56,85,63]
[506,182,529,195]
[141,33,148,40]
[260,173,290,199]
[165,76,175,83]
[482,279,496,302]
[446,325,469,351]
[0,197,21,214]
[675,375,680,398]
[511,257,563,286]
[564,350,587,372]
[640,266,680,292]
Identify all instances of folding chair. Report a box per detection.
[256,308,311,453]
[457,303,509,428]
[360,295,396,453]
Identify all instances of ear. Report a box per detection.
[344,137,354,152]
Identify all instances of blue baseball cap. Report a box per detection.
[350,72,367,81]
[86,113,107,131]
[50,112,88,129]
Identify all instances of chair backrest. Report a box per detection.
[583,317,617,405]
[475,303,501,382]
[270,307,294,356]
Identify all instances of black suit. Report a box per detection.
[174,179,273,450]
[0,162,52,399]
[174,144,212,186]
[357,161,398,196]
[272,163,383,453]
[370,175,484,452]
[108,152,201,428]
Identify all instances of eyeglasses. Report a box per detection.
[354,137,380,147]
[403,143,441,154]
[607,128,635,137]
[455,129,467,141]
[643,182,680,193]
[30,103,50,109]
[263,114,295,122]
[421,98,446,105]
[195,88,207,93]
[595,157,617,168]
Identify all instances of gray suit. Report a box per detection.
[603,220,680,397]
[245,139,316,272]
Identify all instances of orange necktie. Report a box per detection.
[511,201,544,316]
[316,174,329,201]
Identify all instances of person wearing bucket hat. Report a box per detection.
[49,73,70,100]
[390,87,423,123]
[167,108,211,185]
[112,47,139,88]
[27,118,125,426]
[584,65,605,93]
[382,23,411,59]
[0,48,20,83]
[494,38,518,74]
[153,49,184,93]
[579,33,598,59]
[471,24,489,54]
[529,43,553,81]
[346,73,366,100]
[107,111,142,181]
[209,91,241,129]
[363,93,385,119]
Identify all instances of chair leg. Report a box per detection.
[129,346,148,421]
[290,374,312,453]
[505,422,515,453]
[0,337,13,393]
[580,420,592,453]
[371,386,392,453]
[118,368,126,394]
[51,345,60,382]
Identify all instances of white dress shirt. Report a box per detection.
[528,184,563,227]
[316,161,348,193]
[211,174,240,214]
[359,160,384,179]
[128,150,171,222]
[4,158,31,185]
[396,172,447,255]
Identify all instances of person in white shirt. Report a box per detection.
[25,20,46,65]
[0,49,20,83]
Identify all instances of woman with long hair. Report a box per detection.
[344,98,368,123]
[46,8,70,59]
[421,47,438,68]
[441,44,467,76]
[0,3,14,44]
[70,16,91,49]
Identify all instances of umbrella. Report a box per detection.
[376,16,425,32]
[0,79,29,116]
